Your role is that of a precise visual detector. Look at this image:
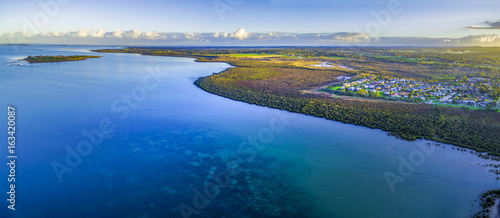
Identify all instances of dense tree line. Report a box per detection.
[196,65,500,155]
[197,67,438,140]
[24,55,101,63]
[95,47,500,155]
[473,189,500,218]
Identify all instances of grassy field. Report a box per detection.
[325,86,342,91]
[432,103,484,110]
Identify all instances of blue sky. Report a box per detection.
[1,0,499,46]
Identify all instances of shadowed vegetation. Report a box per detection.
[23,55,101,63]
[94,47,500,155]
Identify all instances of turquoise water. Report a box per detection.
[0,45,498,217]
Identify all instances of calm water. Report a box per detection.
[0,45,498,218]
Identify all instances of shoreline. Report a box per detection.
[191,58,500,158]
[490,199,499,218]
[91,48,500,158]
[22,55,101,63]
[90,48,500,216]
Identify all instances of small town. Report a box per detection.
[326,76,500,109]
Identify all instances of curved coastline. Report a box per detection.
[193,60,497,155]
[92,48,500,217]
[92,48,500,157]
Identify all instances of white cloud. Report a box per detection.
[112,30,124,38]
[144,31,164,40]
[1,29,499,47]
[230,28,249,40]
[332,33,371,43]
[448,34,500,45]
[6,31,23,38]
[185,32,195,39]
[125,30,142,39]
[71,29,92,37]
[468,34,498,43]
[466,20,500,30]
[50,31,63,37]
[91,30,106,38]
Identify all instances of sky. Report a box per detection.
[0,0,499,46]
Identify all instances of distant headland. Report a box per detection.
[23,55,101,63]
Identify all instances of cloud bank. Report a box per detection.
[2,28,499,47]
[466,20,500,30]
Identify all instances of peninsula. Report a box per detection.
[93,47,500,157]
